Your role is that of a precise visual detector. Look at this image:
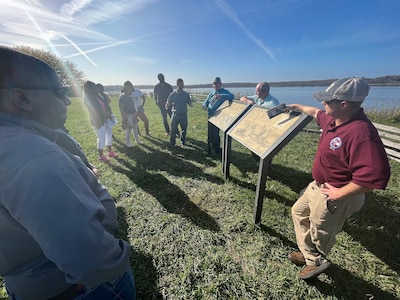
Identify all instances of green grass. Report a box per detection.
[1,96,399,300]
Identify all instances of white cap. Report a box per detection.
[313,77,370,103]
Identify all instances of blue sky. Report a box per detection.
[1,0,400,86]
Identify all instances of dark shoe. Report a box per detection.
[288,251,305,265]
[299,261,331,280]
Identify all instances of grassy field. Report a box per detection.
[1,95,399,299]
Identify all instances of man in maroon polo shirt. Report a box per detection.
[285,77,390,280]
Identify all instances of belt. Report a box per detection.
[315,181,324,187]
[48,284,84,300]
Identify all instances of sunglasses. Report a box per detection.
[324,99,340,105]
[213,82,221,85]
[12,86,69,100]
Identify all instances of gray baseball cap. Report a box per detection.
[314,77,370,103]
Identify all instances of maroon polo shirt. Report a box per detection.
[312,109,390,189]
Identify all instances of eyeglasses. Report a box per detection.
[324,99,340,105]
[213,82,221,85]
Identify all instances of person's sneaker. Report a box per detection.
[125,141,133,147]
[288,251,306,265]
[99,155,110,162]
[299,261,331,280]
[108,151,119,158]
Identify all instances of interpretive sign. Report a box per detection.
[225,105,312,223]
[208,100,250,131]
[207,100,251,162]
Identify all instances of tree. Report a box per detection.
[13,46,85,95]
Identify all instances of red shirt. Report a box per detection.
[312,109,390,189]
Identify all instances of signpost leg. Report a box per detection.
[223,135,232,179]
[253,157,271,224]
[207,121,212,155]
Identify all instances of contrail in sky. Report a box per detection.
[214,0,276,61]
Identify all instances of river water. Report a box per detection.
[139,86,400,110]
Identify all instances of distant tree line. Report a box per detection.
[11,46,399,94]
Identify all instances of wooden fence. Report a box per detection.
[373,123,400,162]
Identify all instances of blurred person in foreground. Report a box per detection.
[240,81,279,108]
[154,73,173,135]
[202,76,234,156]
[285,77,390,280]
[0,46,135,300]
[165,78,193,148]
[84,80,119,162]
[119,80,142,146]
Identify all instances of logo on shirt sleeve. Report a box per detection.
[329,137,342,150]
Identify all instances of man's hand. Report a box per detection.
[321,183,341,200]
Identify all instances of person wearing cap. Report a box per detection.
[165,78,193,148]
[202,77,234,156]
[0,47,135,299]
[285,77,390,280]
[119,80,142,147]
[240,82,279,108]
[83,80,119,162]
[154,73,174,135]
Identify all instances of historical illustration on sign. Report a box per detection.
[228,106,305,156]
[208,100,250,132]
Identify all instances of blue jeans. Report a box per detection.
[7,269,136,300]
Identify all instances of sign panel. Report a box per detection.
[208,100,250,132]
[228,106,307,157]
[225,105,312,223]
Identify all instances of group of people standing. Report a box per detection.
[82,72,393,283]
[84,73,283,158]
[0,46,392,300]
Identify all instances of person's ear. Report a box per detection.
[8,89,34,111]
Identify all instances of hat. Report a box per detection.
[213,77,222,84]
[313,77,370,103]
[0,46,63,89]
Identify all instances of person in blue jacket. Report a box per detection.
[0,46,135,300]
[202,77,234,156]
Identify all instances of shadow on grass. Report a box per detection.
[258,224,298,249]
[344,193,400,275]
[112,136,221,175]
[222,150,313,195]
[269,164,313,194]
[259,225,397,299]
[112,157,220,232]
[304,264,398,299]
[117,207,163,300]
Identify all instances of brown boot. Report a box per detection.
[288,251,306,265]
